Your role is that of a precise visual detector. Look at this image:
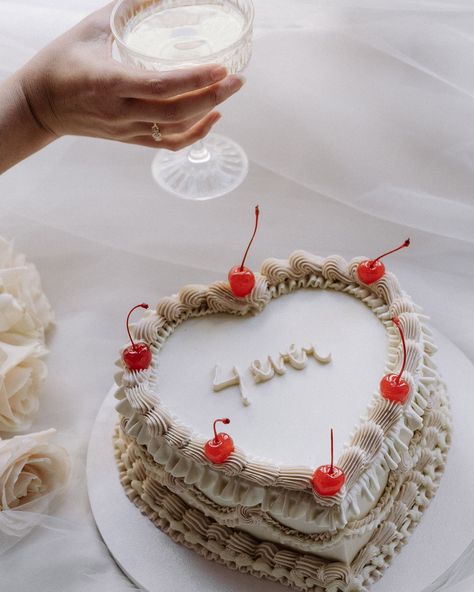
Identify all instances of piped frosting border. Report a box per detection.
[114,251,445,530]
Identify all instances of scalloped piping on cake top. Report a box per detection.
[113,251,447,538]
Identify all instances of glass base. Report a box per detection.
[151,133,248,200]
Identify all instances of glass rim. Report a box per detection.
[110,0,255,66]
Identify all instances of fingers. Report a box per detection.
[126,111,221,151]
[126,75,244,123]
[121,64,229,100]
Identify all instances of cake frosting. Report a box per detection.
[113,250,451,591]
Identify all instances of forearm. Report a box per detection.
[0,72,56,174]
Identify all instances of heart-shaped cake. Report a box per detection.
[114,250,451,591]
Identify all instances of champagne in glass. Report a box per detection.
[111,0,254,200]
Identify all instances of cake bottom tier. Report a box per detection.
[114,387,451,592]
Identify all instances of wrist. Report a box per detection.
[0,70,56,173]
[17,66,58,144]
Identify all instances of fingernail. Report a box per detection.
[227,74,246,92]
[211,66,227,81]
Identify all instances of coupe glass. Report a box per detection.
[111,0,254,200]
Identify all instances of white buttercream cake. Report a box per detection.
[113,250,451,592]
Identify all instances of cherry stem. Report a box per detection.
[213,418,230,444]
[370,238,410,268]
[239,205,260,271]
[330,428,334,474]
[126,303,149,349]
[392,317,407,383]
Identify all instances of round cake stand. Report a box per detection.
[87,328,474,592]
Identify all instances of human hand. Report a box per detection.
[17,2,245,152]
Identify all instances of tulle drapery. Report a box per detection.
[0,0,473,590]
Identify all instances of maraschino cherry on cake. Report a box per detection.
[113,235,451,592]
[122,303,152,371]
[204,418,235,464]
[312,429,346,497]
[228,205,260,298]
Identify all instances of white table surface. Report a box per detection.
[0,1,473,591]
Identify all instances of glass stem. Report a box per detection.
[187,140,211,164]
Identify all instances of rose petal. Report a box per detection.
[0,430,70,511]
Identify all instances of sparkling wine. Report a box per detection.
[125,3,245,64]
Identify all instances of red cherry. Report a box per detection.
[122,303,152,371]
[380,374,410,403]
[380,317,410,404]
[312,429,345,497]
[228,265,255,297]
[357,239,410,285]
[357,259,386,285]
[228,205,260,298]
[312,465,346,497]
[204,418,234,464]
[123,342,152,371]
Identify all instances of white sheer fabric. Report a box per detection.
[0,0,473,590]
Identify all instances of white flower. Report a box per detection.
[0,429,69,511]
[0,429,69,550]
[0,341,47,433]
[0,237,54,336]
[0,293,38,339]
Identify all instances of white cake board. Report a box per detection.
[87,328,474,592]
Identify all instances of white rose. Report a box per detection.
[0,293,38,339]
[0,429,69,549]
[0,341,47,433]
[0,293,25,333]
[0,429,69,511]
[0,237,54,335]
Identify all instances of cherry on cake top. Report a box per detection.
[357,239,410,285]
[312,428,345,496]
[380,317,410,404]
[122,303,152,371]
[204,418,235,464]
[228,205,260,298]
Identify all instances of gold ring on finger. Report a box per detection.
[151,122,162,143]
